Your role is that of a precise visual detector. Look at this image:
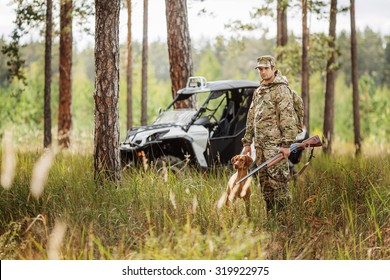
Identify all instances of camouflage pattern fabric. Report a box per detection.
[255,55,276,68]
[242,70,298,211]
[256,146,291,211]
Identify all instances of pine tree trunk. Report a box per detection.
[126,0,133,130]
[323,0,337,154]
[301,0,310,132]
[165,0,194,108]
[58,0,73,148]
[277,0,288,61]
[281,2,288,46]
[277,1,283,47]
[350,0,362,155]
[44,0,52,148]
[141,0,148,126]
[94,0,121,183]
[277,0,288,47]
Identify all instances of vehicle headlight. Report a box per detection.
[146,130,169,142]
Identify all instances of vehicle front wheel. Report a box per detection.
[154,155,189,174]
[120,151,131,169]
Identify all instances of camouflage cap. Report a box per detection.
[255,55,276,68]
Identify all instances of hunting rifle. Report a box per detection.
[235,135,322,185]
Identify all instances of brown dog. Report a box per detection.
[218,154,253,216]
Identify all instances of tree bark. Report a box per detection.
[58,0,73,148]
[350,0,362,155]
[281,2,288,47]
[277,1,283,47]
[126,0,133,130]
[44,0,52,148]
[301,0,310,132]
[323,0,337,154]
[94,0,121,183]
[141,0,148,126]
[277,0,288,47]
[165,0,194,108]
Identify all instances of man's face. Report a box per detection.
[257,66,274,81]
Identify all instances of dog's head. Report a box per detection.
[231,154,253,170]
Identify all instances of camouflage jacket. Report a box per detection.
[242,72,298,148]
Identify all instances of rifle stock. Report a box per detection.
[296,135,322,150]
[235,135,322,185]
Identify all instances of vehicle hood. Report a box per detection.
[121,124,180,147]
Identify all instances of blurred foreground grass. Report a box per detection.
[0,139,389,260]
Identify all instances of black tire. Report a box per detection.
[154,155,188,173]
[120,151,131,169]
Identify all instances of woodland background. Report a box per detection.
[0,1,389,151]
[0,0,389,261]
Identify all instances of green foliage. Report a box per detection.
[275,37,301,79]
[308,0,328,18]
[383,36,390,87]
[193,35,274,81]
[0,38,9,86]
[309,73,325,133]
[1,28,390,144]
[358,75,390,143]
[333,73,354,141]
[73,1,95,35]
[1,0,389,261]
[1,0,46,86]
[338,28,386,86]
[275,32,334,81]
[0,40,61,143]
[1,33,26,86]
[195,47,222,80]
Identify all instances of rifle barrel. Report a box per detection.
[235,152,283,185]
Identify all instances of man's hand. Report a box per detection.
[241,145,251,156]
[278,146,291,159]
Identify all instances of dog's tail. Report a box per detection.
[217,192,228,209]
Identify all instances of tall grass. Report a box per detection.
[0,149,389,260]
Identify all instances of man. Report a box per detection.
[241,55,298,214]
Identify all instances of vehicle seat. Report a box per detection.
[226,100,235,122]
[227,96,251,135]
[211,101,235,138]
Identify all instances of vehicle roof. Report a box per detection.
[177,80,259,95]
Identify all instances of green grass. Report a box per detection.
[0,149,389,260]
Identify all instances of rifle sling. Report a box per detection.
[293,147,315,178]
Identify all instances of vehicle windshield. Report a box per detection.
[153,109,197,126]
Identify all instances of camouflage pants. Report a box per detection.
[256,146,291,212]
